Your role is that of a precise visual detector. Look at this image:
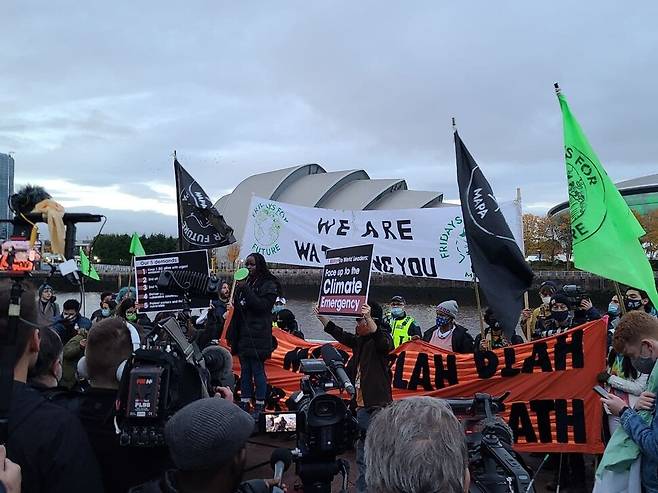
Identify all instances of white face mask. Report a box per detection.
[541,296,552,305]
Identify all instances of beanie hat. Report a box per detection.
[38,284,53,297]
[550,293,572,310]
[165,397,254,471]
[390,295,406,304]
[436,300,458,319]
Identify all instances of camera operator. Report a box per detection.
[365,396,469,493]
[130,396,277,493]
[226,253,280,418]
[314,301,394,493]
[27,327,63,393]
[63,317,170,492]
[2,280,103,493]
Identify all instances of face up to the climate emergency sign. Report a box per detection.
[239,196,523,281]
[226,319,607,454]
[318,244,373,316]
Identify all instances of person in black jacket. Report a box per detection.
[227,252,280,417]
[315,301,394,493]
[474,307,524,352]
[423,300,474,353]
[275,308,304,339]
[3,279,104,493]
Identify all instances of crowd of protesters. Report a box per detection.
[3,250,658,493]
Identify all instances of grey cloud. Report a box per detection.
[1,0,657,220]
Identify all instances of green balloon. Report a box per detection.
[234,267,249,281]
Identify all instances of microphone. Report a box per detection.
[320,344,356,397]
[270,448,293,493]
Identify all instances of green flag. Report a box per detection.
[79,247,100,281]
[557,87,658,307]
[129,233,146,257]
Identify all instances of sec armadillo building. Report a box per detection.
[214,164,449,242]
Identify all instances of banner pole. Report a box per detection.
[473,276,486,346]
[517,186,533,340]
[128,255,133,291]
[173,150,184,252]
[614,281,626,316]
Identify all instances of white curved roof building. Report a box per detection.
[216,164,446,241]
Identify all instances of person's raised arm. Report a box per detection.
[314,305,357,348]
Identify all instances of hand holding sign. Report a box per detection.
[314,304,330,328]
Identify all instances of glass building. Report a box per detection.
[0,153,15,239]
[548,174,658,217]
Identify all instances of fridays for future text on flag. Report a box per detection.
[557,87,658,307]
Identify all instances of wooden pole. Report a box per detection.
[473,276,487,346]
[614,281,626,316]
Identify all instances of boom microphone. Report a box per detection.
[270,448,293,493]
[320,344,356,397]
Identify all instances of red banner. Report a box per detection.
[227,318,607,453]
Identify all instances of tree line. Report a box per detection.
[90,234,178,265]
[523,210,658,266]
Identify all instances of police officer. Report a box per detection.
[385,296,422,348]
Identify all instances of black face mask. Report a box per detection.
[551,311,569,323]
[625,298,643,311]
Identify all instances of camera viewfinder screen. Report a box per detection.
[265,413,297,432]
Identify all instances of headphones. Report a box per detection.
[77,322,141,382]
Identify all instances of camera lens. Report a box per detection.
[315,400,336,417]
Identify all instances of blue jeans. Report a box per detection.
[239,355,267,402]
[356,408,373,493]
[620,408,658,492]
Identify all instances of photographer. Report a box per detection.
[2,280,103,493]
[63,317,169,492]
[51,299,92,344]
[315,302,394,493]
[365,397,469,493]
[226,253,280,418]
[130,396,275,493]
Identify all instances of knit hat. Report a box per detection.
[390,295,406,305]
[165,398,254,471]
[436,300,458,318]
[38,284,53,297]
[550,293,572,310]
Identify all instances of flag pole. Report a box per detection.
[614,281,627,316]
[517,186,532,340]
[473,275,487,347]
[173,150,184,251]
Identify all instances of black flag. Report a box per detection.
[174,158,236,250]
[455,131,534,337]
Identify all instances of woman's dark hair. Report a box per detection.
[247,252,282,294]
[607,348,638,380]
[117,297,136,319]
[369,302,383,321]
[28,327,63,380]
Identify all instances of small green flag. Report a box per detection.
[79,248,100,281]
[557,87,658,307]
[129,233,146,257]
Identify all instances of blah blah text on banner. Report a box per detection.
[228,319,607,454]
[239,196,523,280]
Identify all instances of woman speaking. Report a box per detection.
[227,252,280,418]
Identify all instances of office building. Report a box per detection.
[0,153,15,239]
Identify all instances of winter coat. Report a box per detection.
[61,333,85,389]
[423,323,474,353]
[324,320,394,409]
[227,277,278,360]
[36,299,60,328]
[52,314,92,345]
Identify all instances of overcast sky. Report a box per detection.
[2,1,657,238]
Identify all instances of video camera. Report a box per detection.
[561,284,590,308]
[114,277,234,448]
[259,345,357,493]
[445,393,534,493]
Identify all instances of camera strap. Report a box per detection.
[0,280,24,444]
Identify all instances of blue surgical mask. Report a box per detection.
[101,308,111,317]
[391,307,404,318]
[607,303,620,316]
[272,305,284,314]
[436,316,452,327]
